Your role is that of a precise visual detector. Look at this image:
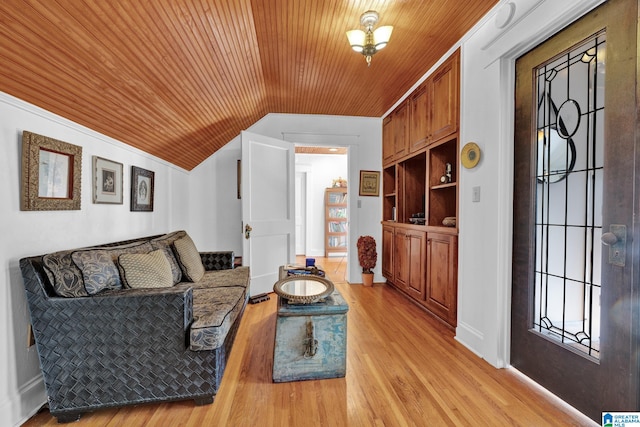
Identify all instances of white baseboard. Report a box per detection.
[455,320,485,359]
[9,375,46,427]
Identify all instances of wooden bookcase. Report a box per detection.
[325,187,348,257]
[380,49,460,327]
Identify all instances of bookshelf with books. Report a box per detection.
[325,187,348,257]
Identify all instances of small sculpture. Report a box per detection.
[440,163,452,184]
[332,177,347,188]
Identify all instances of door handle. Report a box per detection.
[244,224,252,239]
[601,224,626,267]
[601,232,618,245]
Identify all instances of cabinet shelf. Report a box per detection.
[428,136,458,227]
[431,182,457,190]
[427,225,458,234]
[383,165,397,222]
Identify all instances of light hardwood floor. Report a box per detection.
[24,256,596,426]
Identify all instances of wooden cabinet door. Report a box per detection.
[393,101,409,159]
[393,228,409,291]
[409,83,430,153]
[392,227,426,299]
[382,115,394,166]
[382,225,394,280]
[425,233,457,326]
[430,51,459,143]
[406,230,426,300]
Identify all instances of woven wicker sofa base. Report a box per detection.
[20,233,249,423]
[46,300,245,423]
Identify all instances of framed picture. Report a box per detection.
[359,170,380,197]
[93,156,123,204]
[21,130,82,211]
[130,166,154,211]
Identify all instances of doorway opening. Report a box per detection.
[294,145,348,281]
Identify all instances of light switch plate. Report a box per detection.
[472,186,481,202]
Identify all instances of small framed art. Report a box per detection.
[359,170,380,197]
[131,166,154,211]
[93,156,123,204]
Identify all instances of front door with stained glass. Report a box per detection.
[512,0,639,421]
[533,32,604,360]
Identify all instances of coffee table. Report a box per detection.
[272,269,349,383]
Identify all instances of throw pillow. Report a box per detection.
[150,231,185,284]
[160,245,183,284]
[43,250,90,297]
[71,250,122,295]
[173,234,205,282]
[118,249,173,289]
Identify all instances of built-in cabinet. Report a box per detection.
[409,83,430,152]
[425,232,458,326]
[325,187,348,257]
[382,225,394,279]
[394,227,426,300]
[381,49,459,327]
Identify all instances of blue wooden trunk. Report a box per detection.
[272,290,349,383]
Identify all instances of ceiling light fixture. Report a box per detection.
[346,10,393,67]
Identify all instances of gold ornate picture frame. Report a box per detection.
[359,170,380,197]
[21,131,82,211]
[130,166,154,211]
[93,156,123,204]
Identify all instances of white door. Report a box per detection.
[241,131,295,296]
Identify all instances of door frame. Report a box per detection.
[294,148,350,260]
[294,170,308,255]
[484,0,609,369]
[284,132,358,282]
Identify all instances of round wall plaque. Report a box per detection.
[461,142,481,169]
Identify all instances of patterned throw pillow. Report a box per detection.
[159,246,183,284]
[43,250,90,297]
[173,234,205,282]
[71,250,122,295]
[118,249,173,289]
[150,231,185,284]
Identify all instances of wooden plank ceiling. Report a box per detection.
[0,0,497,170]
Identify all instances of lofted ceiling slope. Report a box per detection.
[0,1,497,170]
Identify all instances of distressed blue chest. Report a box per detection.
[272,289,349,383]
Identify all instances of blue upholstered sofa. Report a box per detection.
[19,230,250,423]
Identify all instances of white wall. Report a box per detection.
[455,0,606,367]
[295,153,348,257]
[0,92,191,426]
[188,138,243,256]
